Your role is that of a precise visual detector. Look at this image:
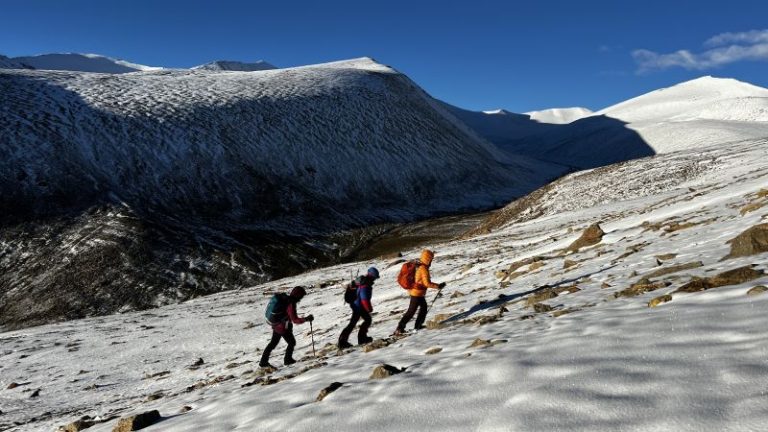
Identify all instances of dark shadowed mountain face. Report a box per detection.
[0,58,563,329]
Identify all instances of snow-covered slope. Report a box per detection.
[513,77,768,168]
[2,136,766,432]
[525,106,592,124]
[0,57,563,329]
[192,60,277,71]
[1,53,161,73]
[442,104,564,146]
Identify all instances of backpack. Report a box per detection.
[343,275,368,304]
[265,293,291,324]
[397,261,421,290]
[343,280,358,304]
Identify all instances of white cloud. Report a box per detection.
[633,29,768,73]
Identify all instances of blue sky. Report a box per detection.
[2,0,767,112]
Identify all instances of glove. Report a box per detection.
[306,314,314,322]
[438,282,447,289]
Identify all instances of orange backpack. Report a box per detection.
[397,261,421,290]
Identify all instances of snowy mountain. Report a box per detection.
[192,60,277,71]
[2,135,766,432]
[511,76,768,168]
[525,106,592,124]
[0,53,161,73]
[0,57,562,329]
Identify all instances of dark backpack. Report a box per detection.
[265,293,291,323]
[343,276,367,304]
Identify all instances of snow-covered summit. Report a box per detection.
[525,107,592,124]
[192,60,277,71]
[597,75,768,123]
[1,53,161,73]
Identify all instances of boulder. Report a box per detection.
[566,223,605,252]
[725,224,768,258]
[675,266,764,293]
[468,338,492,348]
[112,410,161,432]
[61,419,96,432]
[370,364,403,379]
[648,294,672,308]
[316,382,343,402]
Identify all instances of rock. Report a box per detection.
[425,347,443,355]
[747,285,768,296]
[601,282,612,289]
[553,285,581,295]
[179,406,193,413]
[566,223,605,252]
[528,261,545,272]
[6,382,19,390]
[450,290,465,299]
[551,309,576,317]
[426,313,452,329]
[468,338,492,348]
[30,389,40,398]
[494,270,509,280]
[520,314,535,320]
[643,261,704,279]
[145,392,164,402]
[62,419,96,432]
[112,410,161,432]
[655,253,677,261]
[362,339,392,353]
[532,303,553,313]
[614,281,671,298]
[563,259,578,269]
[315,382,343,402]
[725,224,768,258]
[370,364,403,379]
[675,266,765,293]
[648,294,673,308]
[525,288,557,306]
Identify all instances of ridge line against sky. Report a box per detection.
[2,0,767,112]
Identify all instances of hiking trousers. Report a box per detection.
[397,296,428,331]
[261,326,296,364]
[339,306,372,345]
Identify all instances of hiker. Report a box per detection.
[338,267,379,349]
[395,249,446,334]
[260,286,314,368]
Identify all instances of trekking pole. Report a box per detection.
[310,321,317,358]
[426,287,444,314]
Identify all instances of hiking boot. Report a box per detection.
[338,341,353,350]
[259,361,276,369]
[284,357,297,366]
[414,325,424,331]
[358,336,373,345]
[392,328,405,336]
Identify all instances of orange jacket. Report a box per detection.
[409,249,440,297]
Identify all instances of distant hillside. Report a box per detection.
[0,57,562,329]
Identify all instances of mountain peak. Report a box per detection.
[191,60,277,72]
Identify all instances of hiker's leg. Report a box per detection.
[397,296,420,331]
[260,330,281,365]
[283,330,297,364]
[339,308,360,345]
[358,310,372,343]
[414,297,429,329]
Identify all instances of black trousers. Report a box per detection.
[339,306,372,344]
[397,296,428,331]
[260,326,296,364]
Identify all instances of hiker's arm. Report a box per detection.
[287,303,306,324]
[416,266,439,289]
[360,286,373,312]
